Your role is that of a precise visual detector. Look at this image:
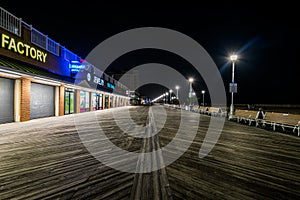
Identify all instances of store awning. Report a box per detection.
[0,55,74,83]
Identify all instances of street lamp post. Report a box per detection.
[188,78,194,110]
[229,54,238,116]
[201,90,205,106]
[175,85,179,99]
[165,92,169,104]
[169,89,173,104]
[192,92,196,106]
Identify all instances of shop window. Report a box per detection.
[80,91,90,112]
[65,89,75,114]
[92,93,103,110]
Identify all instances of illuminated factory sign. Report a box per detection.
[1,33,47,63]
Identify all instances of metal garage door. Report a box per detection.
[30,82,55,119]
[0,77,14,124]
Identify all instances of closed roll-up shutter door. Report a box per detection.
[30,82,54,119]
[0,77,14,124]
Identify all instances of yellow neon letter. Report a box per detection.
[8,38,17,52]
[17,42,24,54]
[2,34,10,48]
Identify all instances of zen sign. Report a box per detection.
[86,72,105,86]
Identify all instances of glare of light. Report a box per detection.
[188,78,194,83]
[201,90,205,94]
[169,89,173,93]
[0,72,21,78]
[166,92,169,95]
[175,85,179,90]
[230,54,238,61]
[152,94,165,102]
[192,92,195,96]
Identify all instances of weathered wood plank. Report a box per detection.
[0,105,299,199]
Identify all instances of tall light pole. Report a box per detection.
[165,92,169,104]
[175,85,179,99]
[229,54,238,116]
[169,89,173,103]
[201,90,205,106]
[188,78,194,109]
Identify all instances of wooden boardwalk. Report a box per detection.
[0,106,300,199]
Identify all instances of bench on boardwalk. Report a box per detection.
[231,109,300,136]
[198,106,208,114]
[262,112,300,135]
[231,109,258,125]
[206,107,227,117]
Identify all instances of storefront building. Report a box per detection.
[0,7,129,124]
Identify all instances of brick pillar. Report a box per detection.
[55,86,59,116]
[115,96,117,107]
[102,93,106,109]
[20,78,31,122]
[100,93,104,109]
[76,90,81,113]
[59,86,65,116]
[108,95,111,109]
[111,96,114,108]
[90,92,93,111]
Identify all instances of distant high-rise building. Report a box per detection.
[112,70,139,91]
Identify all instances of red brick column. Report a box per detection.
[108,95,111,109]
[59,86,65,116]
[20,78,31,122]
[102,94,106,109]
[76,90,80,113]
[116,97,119,107]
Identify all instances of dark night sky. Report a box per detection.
[1,2,299,105]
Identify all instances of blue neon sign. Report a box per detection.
[107,82,115,89]
[69,61,86,72]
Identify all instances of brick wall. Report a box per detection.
[76,90,80,113]
[59,86,65,116]
[20,78,31,121]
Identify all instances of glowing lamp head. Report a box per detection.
[169,89,173,93]
[188,78,194,83]
[202,90,205,94]
[230,55,238,61]
[175,85,179,90]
